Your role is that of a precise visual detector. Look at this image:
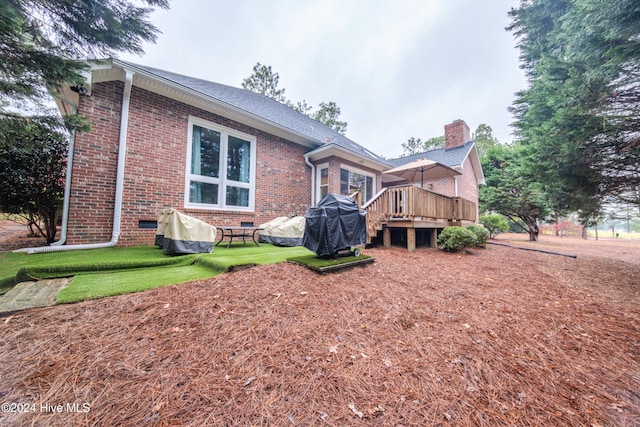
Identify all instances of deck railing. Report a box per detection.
[362,185,477,242]
[452,197,477,223]
[362,188,389,241]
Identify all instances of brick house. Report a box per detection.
[385,120,484,219]
[49,59,484,249]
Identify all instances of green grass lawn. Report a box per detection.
[55,264,217,303]
[1,243,313,303]
[586,230,640,239]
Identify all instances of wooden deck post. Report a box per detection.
[407,228,416,252]
[431,228,438,248]
[383,227,391,248]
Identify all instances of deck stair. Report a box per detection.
[361,185,477,250]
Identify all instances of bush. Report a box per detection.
[479,214,509,238]
[466,224,490,247]
[437,226,478,252]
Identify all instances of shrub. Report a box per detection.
[479,214,509,239]
[437,226,478,252]
[466,224,490,247]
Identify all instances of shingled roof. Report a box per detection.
[386,141,476,169]
[115,60,387,166]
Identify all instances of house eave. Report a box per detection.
[80,60,321,149]
[441,145,485,186]
[464,143,486,185]
[305,144,391,171]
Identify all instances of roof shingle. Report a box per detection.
[118,60,386,164]
[387,141,476,169]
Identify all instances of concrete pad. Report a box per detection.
[0,278,70,313]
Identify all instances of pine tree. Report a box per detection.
[0,0,169,106]
[242,62,348,135]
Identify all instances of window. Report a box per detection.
[340,166,374,203]
[186,117,256,211]
[317,164,329,203]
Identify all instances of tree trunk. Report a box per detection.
[45,210,57,244]
[525,218,539,241]
[581,225,588,240]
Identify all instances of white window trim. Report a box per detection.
[315,162,329,204]
[185,116,257,212]
[339,163,376,201]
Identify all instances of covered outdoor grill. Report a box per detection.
[302,194,366,257]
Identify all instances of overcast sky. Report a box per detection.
[120,0,527,159]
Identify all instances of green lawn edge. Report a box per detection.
[55,264,217,303]
[0,246,191,292]
[55,244,313,303]
[16,255,198,282]
[1,244,315,303]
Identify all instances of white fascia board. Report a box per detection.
[467,143,486,185]
[305,144,390,171]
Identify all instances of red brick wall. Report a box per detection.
[444,119,470,151]
[423,177,455,197]
[456,155,480,221]
[68,81,311,246]
[67,82,122,243]
[315,156,381,203]
[386,177,456,197]
[457,156,479,202]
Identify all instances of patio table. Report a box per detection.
[215,226,264,249]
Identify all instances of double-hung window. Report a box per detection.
[185,117,256,211]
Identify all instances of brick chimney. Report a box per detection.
[444,119,470,151]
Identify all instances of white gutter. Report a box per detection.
[303,152,315,207]
[21,70,134,254]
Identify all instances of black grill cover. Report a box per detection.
[302,194,367,256]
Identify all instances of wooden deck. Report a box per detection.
[362,185,477,251]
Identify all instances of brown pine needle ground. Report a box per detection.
[0,235,639,426]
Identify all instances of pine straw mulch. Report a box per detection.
[0,238,639,426]
[0,220,46,252]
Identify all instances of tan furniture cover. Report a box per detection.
[258,216,305,246]
[155,208,217,254]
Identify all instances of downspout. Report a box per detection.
[23,70,134,254]
[454,175,459,197]
[48,93,78,246]
[303,153,315,207]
